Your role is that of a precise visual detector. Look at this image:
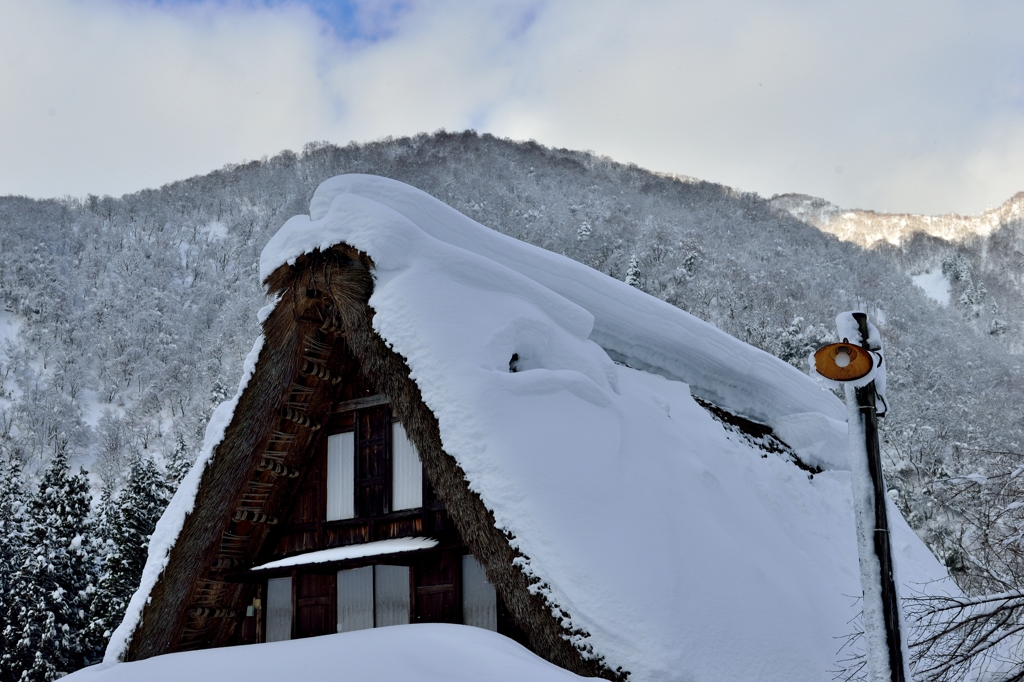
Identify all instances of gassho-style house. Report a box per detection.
[103,175,951,681]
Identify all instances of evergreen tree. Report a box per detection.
[87,454,172,655]
[165,432,193,486]
[2,446,97,681]
[0,459,28,673]
[773,317,834,369]
[81,483,118,664]
[625,254,642,289]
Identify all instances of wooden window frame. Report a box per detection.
[324,403,431,523]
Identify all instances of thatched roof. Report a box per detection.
[108,175,951,682]
[106,231,616,678]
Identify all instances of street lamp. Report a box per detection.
[812,312,908,682]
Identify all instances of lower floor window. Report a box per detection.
[461,554,497,631]
[266,576,292,642]
[262,553,497,641]
[337,564,411,631]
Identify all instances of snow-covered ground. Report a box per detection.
[911,270,951,306]
[0,307,20,346]
[78,625,585,682]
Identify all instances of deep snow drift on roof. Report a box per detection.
[261,174,845,427]
[253,175,952,680]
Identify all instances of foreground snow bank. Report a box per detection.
[76,625,584,682]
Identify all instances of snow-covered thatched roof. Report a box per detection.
[108,174,952,681]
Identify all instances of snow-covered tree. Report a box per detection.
[165,432,193,486]
[87,454,172,654]
[625,254,642,289]
[772,317,834,369]
[0,459,27,671]
[942,253,986,313]
[2,448,97,681]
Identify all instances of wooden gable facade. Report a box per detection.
[231,383,526,645]
[120,246,616,681]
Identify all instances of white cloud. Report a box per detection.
[0,0,334,197]
[2,0,1023,215]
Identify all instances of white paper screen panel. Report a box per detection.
[374,565,411,627]
[461,555,497,631]
[391,423,422,511]
[337,566,374,632]
[265,577,292,642]
[326,432,355,521]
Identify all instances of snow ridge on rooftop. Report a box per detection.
[262,175,845,428]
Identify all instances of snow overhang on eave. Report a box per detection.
[250,537,440,573]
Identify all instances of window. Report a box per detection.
[336,566,373,632]
[392,423,422,511]
[336,565,411,632]
[326,432,354,521]
[265,576,292,642]
[461,555,497,631]
[375,565,412,627]
[325,411,423,520]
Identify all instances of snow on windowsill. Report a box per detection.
[250,537,439,571]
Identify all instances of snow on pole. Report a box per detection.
[811,312,909,682]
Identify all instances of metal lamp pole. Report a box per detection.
[814,312,908,682]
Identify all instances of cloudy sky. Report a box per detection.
[2,0,1023,215]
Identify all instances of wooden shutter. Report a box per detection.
[461,555,497,631]
[326,432,355,520]
[295,573,335,639]
[374,565,411,627]
[356,407,389,517]
[265,577,292,642]
[337,566,374,633]
[414,552,459,624]
[391,423,422,511]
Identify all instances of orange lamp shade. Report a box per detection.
[813,342,874,382]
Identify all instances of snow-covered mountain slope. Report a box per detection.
[250,175,953,680]
[76,625,586,682]
[771,191,1024,248]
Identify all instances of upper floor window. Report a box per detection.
[392,422,423,511]
[326,408,423,521]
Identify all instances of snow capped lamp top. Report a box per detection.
[808,311,888,416]
[812,342,874,382]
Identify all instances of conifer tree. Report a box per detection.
[165,432,193,486]
[81,483,118,663]
[0,459,28,675]
[2,445,97,681]
[625,254,642,289]
[87,454,172,655]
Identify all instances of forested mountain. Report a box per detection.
[1,131,1023,679]
[774,191,1024,348]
